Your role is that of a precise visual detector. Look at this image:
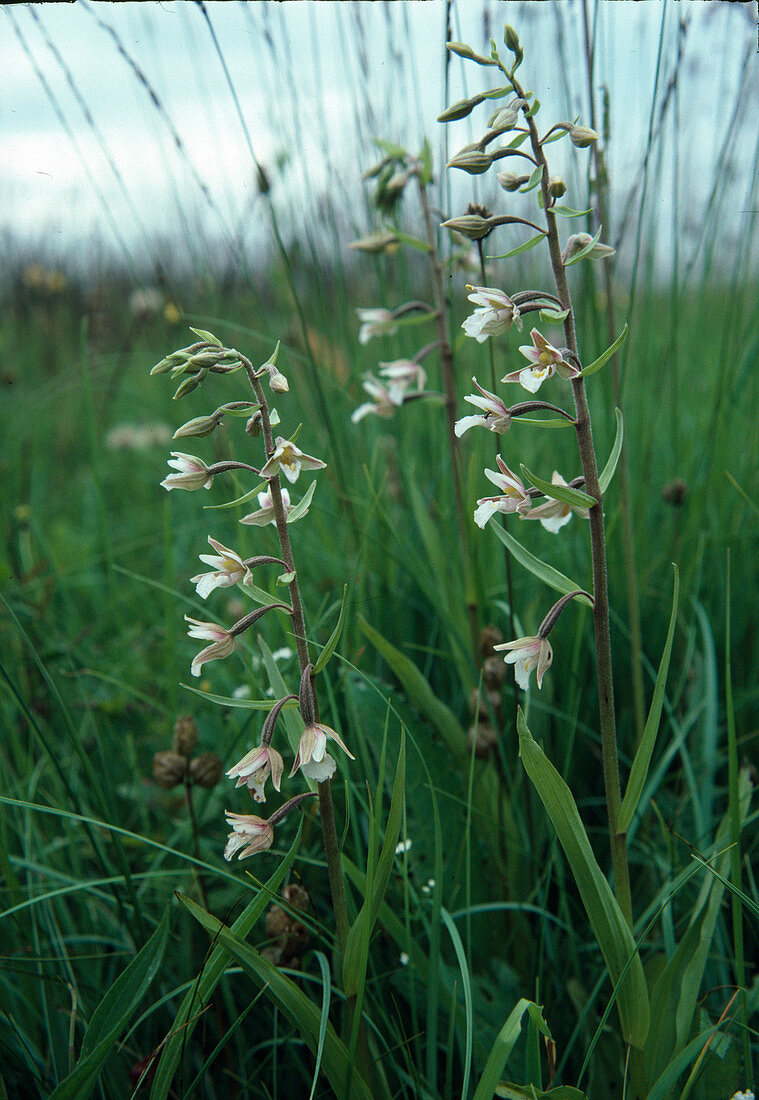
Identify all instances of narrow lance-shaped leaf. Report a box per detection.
[564,224,603,266]
[489,524,593,607]
[598,408,624,494]
[520,464,597,509]
[517,710,650,1048]
[581,324,629,378]
[472,999,551,1100]
[488,232,547,261]
[313,583,348,674]
[618,565,679,834]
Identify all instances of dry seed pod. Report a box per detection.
[467,722,498,760]
[172,715,199,757]
[483,655,508,688]
[152,750,187,789]
[189,751,224,789]
[479,624,504,660]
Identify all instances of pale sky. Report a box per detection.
[2,1,756,279]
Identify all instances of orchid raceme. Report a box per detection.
[290,722,355,782]
[351,374,399,424]
[223,812,274,861]
[160,452,214,491]
[356,307,398,345]
[473,456,532,529]
[226,743,284,802]
[185,616,236,677]
[521,472,590,533]
[494,634,553,690]
[260,437,327,483]
[454,378,512,436]
[191,537,253,598]
[502,328,580,393]
[461,284,522,342]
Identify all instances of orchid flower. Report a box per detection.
[160,452,214,491]
[521,472,590,533]
[240,486,303,526]
[502,328,580,393]
[494,635,553,690]
[461,285,522,343]
[290,722,355,782]
[191,537,253,598]
[351,375,399,423]
[260,437,327,483]
[455,378,512,436]
[356,308,398,345]
[473,456,532,529]
[378,358,427,401]
[226,743,284,803]
[223,812,274,860]
[185,616,236,677]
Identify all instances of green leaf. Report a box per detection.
[308,952,333,1100]
[618,565,679,834]
[488,524,593,607]
[180,684,298,710]
[286,479,317,524]
[372,137,408,160]
[520,164,544,192]
[487,231,547,261]
[496,1088,588,1099]
[150,825,303,1099]
[343,733,406,997]
[357,617,467,758]
[564,225,603,266]
[598,408,624,494]
[538,307,570,323]
[203,481,267,510]
[441,908,474,1100]
[472,998,542,1100]
[526,98,541,118]
[581,324,629,377]
[50,909,169,1099]
[388,226,431,252]
[517,711,650,1048]
[179,895,373,1100]
[510,416,573,430]
[276,571,296,585]
[189,327,221,346]
[552,205,592,218]
[520,465,597,509]
[313,584,348,675]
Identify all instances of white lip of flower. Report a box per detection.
[240,487,296,526]
[378,359,427,401]
[494,635,553,690]
[351,375,398,424]
[455,378,512,437]
[191,537,253,599]
[223,811,274,861]
[461,284,522,343]
[356,307,398,346]
[185,616,236,677]
[521,472,590,533]
[160,452,214,491]
[503,328,579,393]
[289,722,355,780]
[473,456,532,528]
[260,437,327,484]
[226,744,284,803]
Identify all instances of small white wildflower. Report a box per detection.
[395,838,412,855]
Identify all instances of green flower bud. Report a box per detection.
[548,176,567,199]
[503,25,521,54]
[348,231,400,254]
[441,214,494,240]
[437,94,484,123]
[446,150,493,175]
[172,370,207,400]
[497,171,529,192]
[173,411,224,439]
[570,124,599,148]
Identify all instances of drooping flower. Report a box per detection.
[502,328,580,393]
[226,744,284,803]
[290,722,355,782]
[461,285,522,343]
[473,456,532,529]
[454,379,512,436]
[356,308,398,345]
[260,437,327,483]
[185,616,236,677]
[191,537,253,598]
[351,375,399,424]
[240,487,302,526]
[494,635,553,690]
[521,471,590,533]
[223,811,274,860]
[160,452,214,491]
[378,358,427,401]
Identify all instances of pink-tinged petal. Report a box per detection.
[535,639,553,688]
[320,723,355,760]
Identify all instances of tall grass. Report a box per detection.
[1,3,757,1098]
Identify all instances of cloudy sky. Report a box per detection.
[2,1,756,278]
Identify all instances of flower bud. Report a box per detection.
[447,41,479,61]
[441,214,494,240]
[189,751,224,789]
[446,150,493,175]
[503,24,521,53]
[497,171,530,192]
[268,369,289,394]
[173,412,223,439]
[246,411,263,437]
[348,231,400,254]
[569,125,599,148]
[152,750,187,789]
[437,94,483,123]
[548,176,567,199]
[172,370,207,400]
[172,715,199,757]
[488,104,520,131]
[150,349,191,376]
